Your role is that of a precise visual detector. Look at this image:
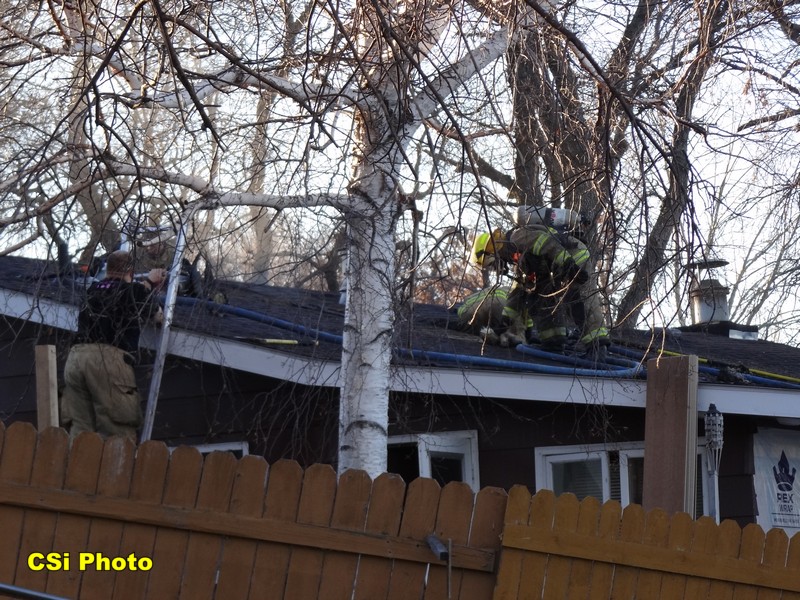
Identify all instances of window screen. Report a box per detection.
[552,459,603,500]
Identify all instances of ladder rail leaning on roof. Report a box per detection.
[141,206,195,443]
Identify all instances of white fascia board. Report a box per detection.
[131,335,800,415]
[0,288,78,331]
[138,327,343,388]
[143,326,649,406]
[395,365,648,407]
[4,287,800,415]
[697,384,800,418]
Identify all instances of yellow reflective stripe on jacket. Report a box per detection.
[502,305,519,319]
[554,249,571,266]
[539,327,567,341]
[457,288,508,317]
[530,232,552,256]
[529,229,573,267]
[579,327,610,344]
[571,248,590,266]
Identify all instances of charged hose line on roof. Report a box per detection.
[655,347,800,386]
[398,347,644,378]
[174,296,344,344]
[513,344,632,372]
[610,345,800,390]
[175,296,797,386]
[175,296,642,378]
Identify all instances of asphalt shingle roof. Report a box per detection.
[2,254,800,386]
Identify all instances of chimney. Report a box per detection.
[689,277,730,324]
[684,250,758,340]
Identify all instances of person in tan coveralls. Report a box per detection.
[61,250,166,441]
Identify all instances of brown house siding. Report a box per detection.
[0,315,761,526]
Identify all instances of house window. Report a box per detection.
[535,442,710,515]
[546,451,607,500]
[169,441,250,458]
[388,430,480,492]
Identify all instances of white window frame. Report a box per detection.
[540,449,610,501]
[618,448,643,506]
[535,440,712,515]
[389,430,480,492]
[169,441,250,458]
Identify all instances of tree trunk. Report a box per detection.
[246,93,277,283]
[614,0,727,329]
[338,206,397,477]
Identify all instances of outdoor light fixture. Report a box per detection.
[705,403,724,474]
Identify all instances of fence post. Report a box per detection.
[642,354,699,516]
[35,345,59,430]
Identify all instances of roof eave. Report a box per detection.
[2,287,798,419]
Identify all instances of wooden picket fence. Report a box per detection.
[494,485,800,599]
[0,422,504,600]
[1,421,800,599]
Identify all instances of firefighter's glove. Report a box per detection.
[479,326,501,345]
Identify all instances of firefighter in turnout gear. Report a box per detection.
[470,208,610,358]
[456,287,533,347]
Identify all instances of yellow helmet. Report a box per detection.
[470,229,503,268]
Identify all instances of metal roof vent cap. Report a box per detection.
[690,278,730,324]
[687,250,730,325]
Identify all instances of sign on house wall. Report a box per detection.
[754,428,800,536]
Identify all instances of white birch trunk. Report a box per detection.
[336,0,400,478]
[246,90,279,283]
[336,5,510,477]
[338,205,397,477]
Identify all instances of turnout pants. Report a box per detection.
[60,344,143,441]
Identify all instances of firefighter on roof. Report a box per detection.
[470,207,610,359]
[456,287,532,347]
